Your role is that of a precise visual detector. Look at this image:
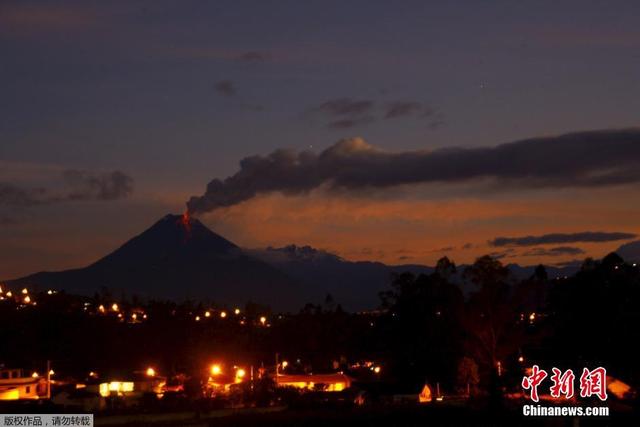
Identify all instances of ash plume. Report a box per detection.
[187,128,640,215]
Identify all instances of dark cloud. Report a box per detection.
[491,231,637,247]
[0,170,133,207]
[214,80,237,97]
[236,51,271,63]
[309,98,442,129]
[384,101,433,119]
[328,116,376,129]
[522,246,586,257]
[313,98,375,117]
[187,128,640,214]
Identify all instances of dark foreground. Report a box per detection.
[90,406,635,427]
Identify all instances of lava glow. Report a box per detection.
[179,211,192,236]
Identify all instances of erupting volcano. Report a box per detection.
[7,214,301,309]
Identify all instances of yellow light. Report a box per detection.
[220,311,227,318]
[98,304,105,313]
[281,361,288,369]
[195,316,201,321]
[259,316,267,325]
[89,371,97,378]
[24,295,31,304]
[211,364,221,375]
[21,288,28,295]
[234,308,240,315]
[373,366,381,374]
[131,313,137,320]
[111,303,119,312]
[518,356,524,363]
[32,372,39,378]
[204,311,211,317]
[143,314,147,319]
[146,367,156,377]
[529,312,536,322]
[47,290,53,295]
[49,370,55,376]
[236,368,246,379]
[6,291,12,297]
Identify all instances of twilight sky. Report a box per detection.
[2,0,640,279]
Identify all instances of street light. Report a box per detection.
[146,367,156,377]
[211,364,221,375]
[259,316,267,325]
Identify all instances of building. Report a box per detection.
[276,373,353,392]
[0,369,45,400]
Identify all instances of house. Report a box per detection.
[276,373,353,392]
[0,368,45,400]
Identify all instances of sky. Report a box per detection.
[2,0,640,279]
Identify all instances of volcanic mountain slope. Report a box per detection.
[8,214,301,309]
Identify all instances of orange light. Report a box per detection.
[6,291,12,297]
[204,311,211,318]
[32,372,39,378]
[146,367,156,377]
[21,288,28,295]
[49,370,55,376]
[195,316,201,321]
[236,368,246,379]
[373,366,381,374]
[259,316,267,325]
[220,311,227,318]
[211,364,221,375]
[281,361,288,369]
[98,304,105,313]
[234,308,240,315]
[24,295,31,304]
[111,303,119,312]
[518,356,524,363]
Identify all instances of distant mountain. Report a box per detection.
[249,245,434,309]
[615,240,640,263]
[8,214,301,309]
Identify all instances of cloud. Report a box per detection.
[491,231,637,247]
[384,101,433,119]
[214,80,237,97]
[312,98,375,116]
[187,128,640,215]
[522,246,586,257]
[236,51,271,63]
[308,98,442,129]
[0,170,133,207]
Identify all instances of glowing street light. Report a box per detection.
[259,316,267,325]
[236,368,246,381]
[518,355,524,363]
[211,364,221,375]
[49,370,55,376]
[146,367,156,377]
[281,360,288,369]
[6,291,12,297]
[111,303,119,312]
[22,288,28,295]
[220,311,227,318]
[32,372,39,378]
[98,304,105,313]
[234,308,240,315]
[24,295,31,304]
[204,311,211,318]
[195,316,201,321]
[373,366,381,374]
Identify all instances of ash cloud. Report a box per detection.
[187,128,640,215]
[0,170,133,207]
[491,231,637,247]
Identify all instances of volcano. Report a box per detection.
[8,214,300,309]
